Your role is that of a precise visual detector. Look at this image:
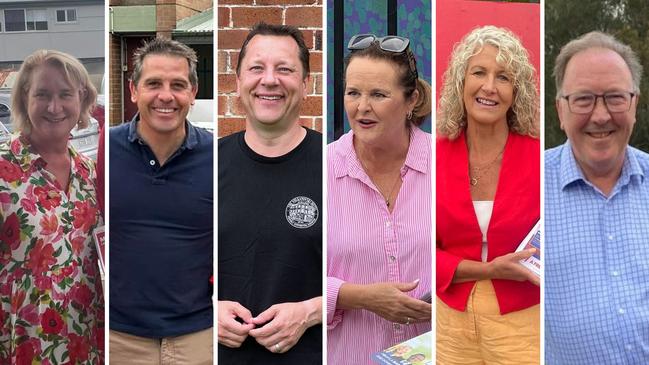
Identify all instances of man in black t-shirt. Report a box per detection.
[218,23,323,364]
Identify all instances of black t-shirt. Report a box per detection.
[218,128,323,364]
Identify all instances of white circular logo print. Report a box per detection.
[285,196,319,229]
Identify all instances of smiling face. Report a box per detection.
[462,45,514,130]
[344,57,417,148]
[129,54,197,138]
[557,47,637,178]
[237,35,308,131]
[27,63,82,144]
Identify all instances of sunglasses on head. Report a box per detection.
[347,34,419,79]
[347,34,411,53]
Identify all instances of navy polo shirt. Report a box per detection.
[109,117,213,338]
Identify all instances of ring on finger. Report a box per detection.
[274,343,281,352]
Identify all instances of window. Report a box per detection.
[56,9,77,23]
[5,9,25,32]
[4,9,48,32]
[26,9,48,30]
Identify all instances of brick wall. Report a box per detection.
[109,0,212,125]
[217,0,323,137]
[108,34,122,126]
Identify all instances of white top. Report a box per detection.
[473,200,494,262]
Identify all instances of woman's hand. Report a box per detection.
[338,280,431,324]
[487,248,539,286]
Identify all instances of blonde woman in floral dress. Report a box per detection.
[0,49,103,364]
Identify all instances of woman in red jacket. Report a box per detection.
[436,26,540,364]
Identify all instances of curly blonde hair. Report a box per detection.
[437,25,539,139]
[11,49,97,134]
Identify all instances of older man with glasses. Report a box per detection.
[545,31,649,364]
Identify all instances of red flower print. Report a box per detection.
[70,283,93,308]
[10,137,22,155]
[0,192,11,204]
[67,333,90,364]
[18,304,39,325]
[11,290,26,313]
[75,158,91,180]
[72,200,97,233]
[41,308,64,335]
[34,275,53,292]
[15,340,36,365]
[39,214,58,236]
[0,213,21,250]
[0,159,22,182]
[70,235,86,256]
[20,197,37,215]
[33,186,61,211]
[82,256,97,278]
[61,261,77,277]
[27,239,56,274]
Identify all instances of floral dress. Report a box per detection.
[0,135,104,365]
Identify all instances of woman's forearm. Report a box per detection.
[336,283,368,310]
[453,259,493,283]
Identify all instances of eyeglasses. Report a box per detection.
[561,92,635,114]
[347,34,418,79]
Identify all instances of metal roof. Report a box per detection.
[173,7,213,34]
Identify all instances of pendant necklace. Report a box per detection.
[469,147,504,186]
[359,158,401,207]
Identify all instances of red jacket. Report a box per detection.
[436,130,540,314]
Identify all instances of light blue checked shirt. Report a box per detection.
[545,142,649,364]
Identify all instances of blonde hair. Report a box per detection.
[11,49,97,133]
[437,25,539,139]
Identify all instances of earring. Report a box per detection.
[407,110,413,120]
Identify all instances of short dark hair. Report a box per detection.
[236,22,310,78]
[131,37,198,87]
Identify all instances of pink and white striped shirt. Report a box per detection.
[327,127,432,364]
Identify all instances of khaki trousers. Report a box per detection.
[436,280,539,365]
[109,328,213,365]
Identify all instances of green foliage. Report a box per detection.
[545,0,649,151]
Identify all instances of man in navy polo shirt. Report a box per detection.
[109,38,213,364]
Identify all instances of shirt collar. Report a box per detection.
[559,140,644,191]
[334,126,430,179]
[126,113,198,150]
[7,133,90,172]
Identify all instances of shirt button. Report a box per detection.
[611,270,620,277]
[625,344,633,351]
[388,255,396,262]
[607,234,614,241]
[149,160,155,166]
[618,308,626,314]
[393,323,400,330]
[385,221,391,227]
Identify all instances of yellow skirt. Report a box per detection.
[436,280,539,365]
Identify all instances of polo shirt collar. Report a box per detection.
[559,140,643,191]
[126,113,198,150]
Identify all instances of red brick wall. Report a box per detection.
[217,1,323,137]
[108,34,122,126]
[109,1,212,124]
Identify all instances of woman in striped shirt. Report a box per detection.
[327,34,433,364]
